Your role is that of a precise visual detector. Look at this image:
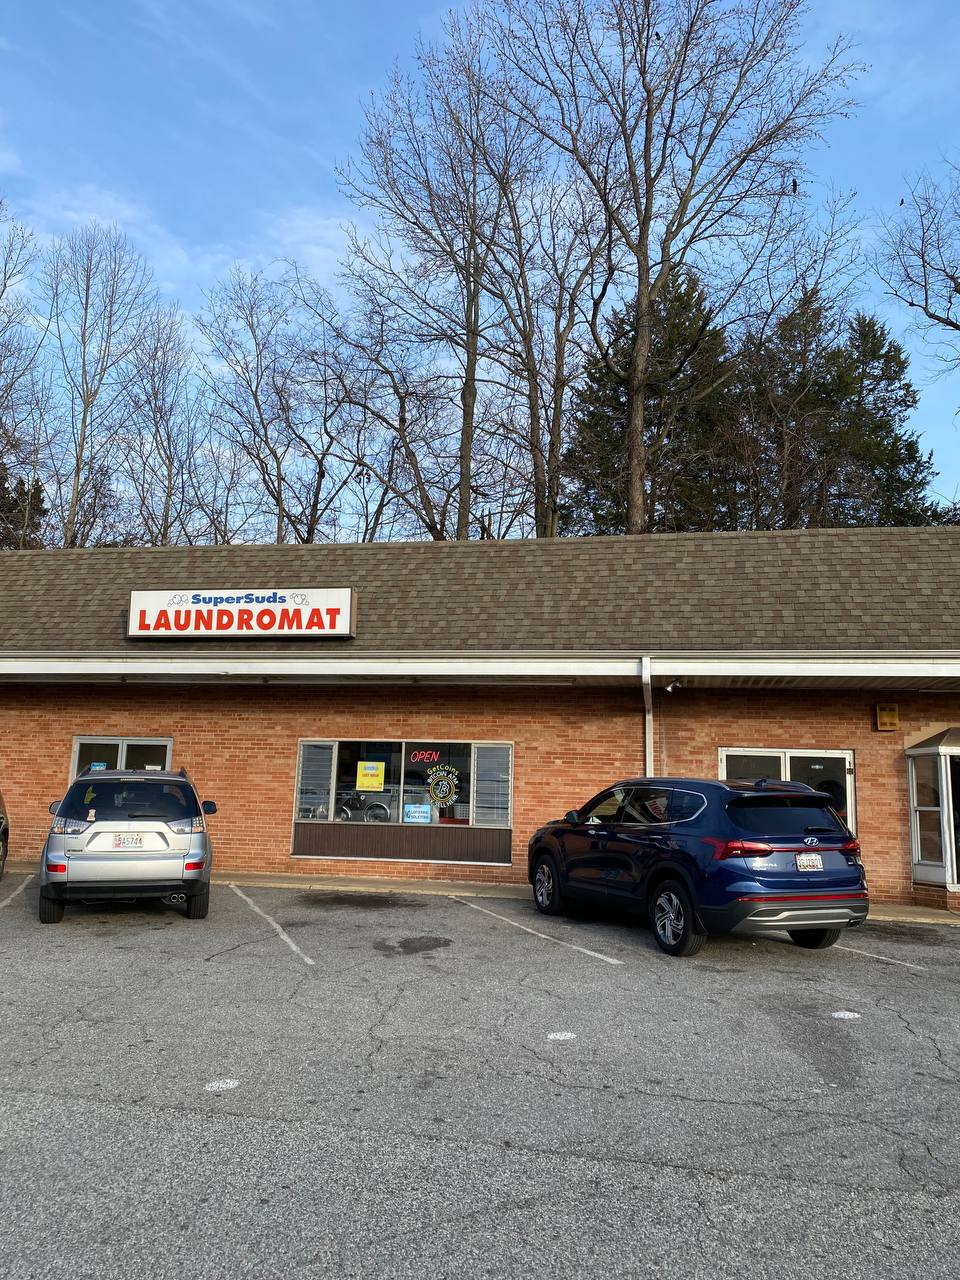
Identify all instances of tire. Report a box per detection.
[0,834,6,880]
[38,893,65,924]
[364,803,391,823]
[186,884,210,920]
[532,852,565,916]
[649,879,707,957]
[788,927,843,950]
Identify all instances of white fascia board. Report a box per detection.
[651,657,960,679]
[0,655,644,680]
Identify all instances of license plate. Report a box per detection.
[795,852,823,872]
[112,834,144,849]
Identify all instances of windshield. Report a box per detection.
[727,795,846,837]
[59,779,200,823]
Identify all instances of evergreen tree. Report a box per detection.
[561,283,944,534]
[558,272,732,534]
[0,458,46,548]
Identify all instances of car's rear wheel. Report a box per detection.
[649,879,706,957]
[532,853,565,915]
[186,885,210,920]
[38,893,64,924]
[788,928,843,950]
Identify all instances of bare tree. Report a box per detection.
[0,200,42,437]
[878,162,960,371]
[43,224,154,546]
[197,267,347,544]
[488,0,858,532]
[119,304,204,544]
[341,16,512,539]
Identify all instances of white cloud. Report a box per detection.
[22,182,232,305]
[261,206,353,284]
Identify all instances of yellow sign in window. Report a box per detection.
[356,760,385,791]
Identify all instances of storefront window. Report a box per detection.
[403,742,471,825]
[294,740,512,828]
[910,755,944,864]
[719,748,854,829]
[333,741,402,823]
[296,743,334,820]
[72,737,172,776]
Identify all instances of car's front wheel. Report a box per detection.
[532,853,565,916]
[649,879,706,957]
[788,928,843,950]
[38,893,64,924]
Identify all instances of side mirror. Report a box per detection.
[48,801,60,815]
[564,810,580,825]
[202,800,218,816]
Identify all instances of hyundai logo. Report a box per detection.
[803,836,820,847]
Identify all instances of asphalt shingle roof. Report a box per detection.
[0,527,957,657]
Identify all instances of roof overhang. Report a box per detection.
[2,650,960,689]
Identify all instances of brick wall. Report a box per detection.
[655,687,960,908]
[0,683,647,885]
[4,681,959,907]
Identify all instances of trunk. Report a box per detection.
[545,379,565,539]
[523,359,548,537]
[626,306,653,535]
[457,283,480,541]
[64,400,91,548]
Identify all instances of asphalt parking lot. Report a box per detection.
[2,874,960,1279]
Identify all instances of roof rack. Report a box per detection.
[752,778,816,793]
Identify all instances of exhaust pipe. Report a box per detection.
[166,893,187,904]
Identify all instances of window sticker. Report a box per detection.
[403,803,432,824]
[87,809,96,821]
[426,763,460,807]
[356,761,386,791]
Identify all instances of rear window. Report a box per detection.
[727,795,846,837]
[60,779,200,823]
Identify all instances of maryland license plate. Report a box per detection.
[112,834,144,849]
[795,852,823,872]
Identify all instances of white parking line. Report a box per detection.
[836,944,926,972]
[451,896,624,966]
[0,874,34,910]
[228,883,316,967]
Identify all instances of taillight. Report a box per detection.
[50,817,91,835]
[709,838,775,860]
[46,861,67,874]
[168,816,205,834]
[184,858,205,871]
[841,838,862,863]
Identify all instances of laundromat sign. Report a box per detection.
[128,589,355,638]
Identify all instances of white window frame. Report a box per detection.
[717,747,857,834]
[905,746,958,888]
[69,736,173,781]
[293,737,514,830]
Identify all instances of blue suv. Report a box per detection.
[527,778,868,957]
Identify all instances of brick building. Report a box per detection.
[2,529,960,907]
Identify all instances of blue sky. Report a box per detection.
[1,0,958,500]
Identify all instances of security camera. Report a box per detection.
[665,678,683,693]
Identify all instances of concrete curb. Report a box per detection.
[6,861,960,925]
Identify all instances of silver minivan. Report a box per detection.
[39,768,216,924]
